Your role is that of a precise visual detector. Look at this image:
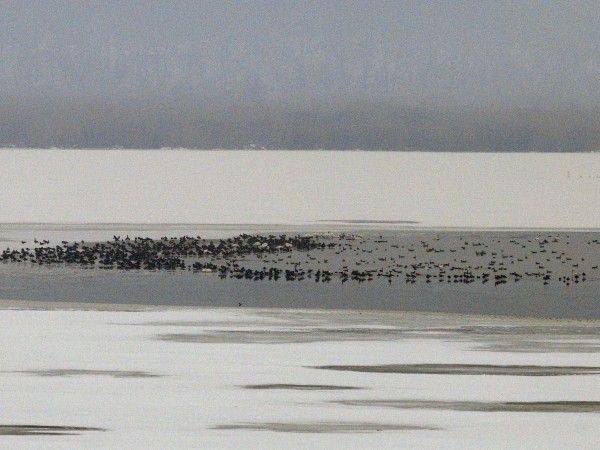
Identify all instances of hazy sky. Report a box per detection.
[2,1,600,107]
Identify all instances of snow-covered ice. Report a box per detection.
[0,303,599,449]
[1,149,598,228]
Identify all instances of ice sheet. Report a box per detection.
[1,149,598,227]
[0,303,598,449]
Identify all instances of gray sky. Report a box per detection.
[2,0,600,107]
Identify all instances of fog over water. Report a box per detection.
[4,1,600,106]
[1,150,598,227]
[2,1,600,149]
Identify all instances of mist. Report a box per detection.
[2,1,600,150]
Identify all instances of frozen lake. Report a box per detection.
[1,149,599,448]
[1,149,599,228]
[0,303,599,449]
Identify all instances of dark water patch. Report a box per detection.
[452,325,600,337]
[242,384,363,390]
[212,421,437,433]
[139,320,278,328]
[313,364,600,376]
[1,265,599,320]
[0,425,106,435]
[425,325,600,353]
[155,326,600,349]
[443,325,600,353]
[16,369,162,378]
[318,220,420,224]
[335,400,600,413]
[474,341,600,353]
[367,324,600,353]
[156,327,408,344]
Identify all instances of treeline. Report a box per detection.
[1,96,599,151]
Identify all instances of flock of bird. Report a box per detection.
[1,232,598,287]
[1,234,324,271]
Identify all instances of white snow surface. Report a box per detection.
[1,149,599,228]
[0,303,599,449]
